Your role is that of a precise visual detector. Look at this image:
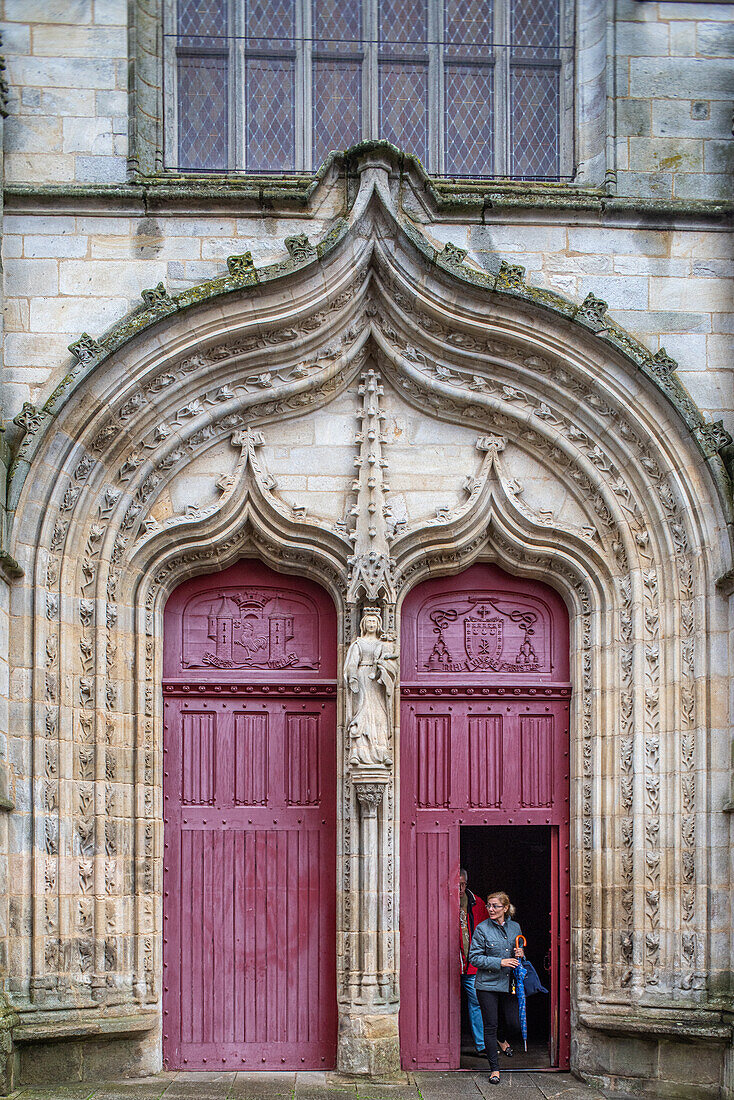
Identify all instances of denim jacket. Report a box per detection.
[467,917,523,992]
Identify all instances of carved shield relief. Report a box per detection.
[162,561,336,680]
[181,587,320,670]
[404,564,568,682]
[464,610,504,670]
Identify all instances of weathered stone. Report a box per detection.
[629,57,733,98]
[0,8,732,1098]
[616,98,652,137]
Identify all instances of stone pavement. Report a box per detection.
[9,1070,615,1100]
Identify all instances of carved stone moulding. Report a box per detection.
[353,771,390,813]
[4,152,730,1071]
[7,155,731,526]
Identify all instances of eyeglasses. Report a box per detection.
[487,903,505,910]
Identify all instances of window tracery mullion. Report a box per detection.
[493,0,510,178]
[296,0,310,170]
[234,2,246,170]
[364,0,379,139]
[227,0,238,171]
[166,0,569,179]
[427,0,441,175]
[163,0,177,170]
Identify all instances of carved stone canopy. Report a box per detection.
[4,155,731,1060]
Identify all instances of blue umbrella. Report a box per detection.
[512,935,528,1052]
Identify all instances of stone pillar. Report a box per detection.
[353,769,390,1003]
[338,768,400,1078]
[338,595,400,1076]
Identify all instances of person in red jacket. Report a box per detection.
[459,868,489,1055]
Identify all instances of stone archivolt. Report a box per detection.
[5,169,730,1074]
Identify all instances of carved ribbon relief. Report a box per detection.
[417,596,546,675]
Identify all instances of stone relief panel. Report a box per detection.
[257,391,357,524]
[497,445,597,535]
[178,587,322,672]
[256,380,483,534]
[410,591,554,678]
[148,440,242,525]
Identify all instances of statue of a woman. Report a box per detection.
[345,611,397,769]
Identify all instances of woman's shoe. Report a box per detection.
[489,1071,501,1085]
[499,1042,513,1057]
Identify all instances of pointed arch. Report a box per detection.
[6,155,731,1077]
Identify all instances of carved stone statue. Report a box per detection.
[345,611,397,769]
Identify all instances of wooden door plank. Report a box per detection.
[163,562,337,1070]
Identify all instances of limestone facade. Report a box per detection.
[0,2,732,1099]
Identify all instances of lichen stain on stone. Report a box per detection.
[659,155,684,171]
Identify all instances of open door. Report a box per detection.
[459,825,570,1069]
[399,564,571,1070]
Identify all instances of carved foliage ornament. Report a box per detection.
[27,243,712,1004]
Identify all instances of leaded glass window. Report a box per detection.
[165,0,573,179]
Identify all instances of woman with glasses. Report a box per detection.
[467,891,524,1085]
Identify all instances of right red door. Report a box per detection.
[399,564,571,1070]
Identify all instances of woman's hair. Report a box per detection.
[487,891,516,918]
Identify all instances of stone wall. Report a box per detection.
[611,0,734,200]
[0,2,732,1098]
[1,1,733,196]
[1,0,128,185]
[1,206,732,432]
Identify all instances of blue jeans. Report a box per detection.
[461,973,485,1052]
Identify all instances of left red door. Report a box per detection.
[162,560,337,1070]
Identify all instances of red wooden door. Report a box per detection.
[399,564,571,1070]
[163,560,337,1070]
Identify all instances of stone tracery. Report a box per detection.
[6,173,729,1076]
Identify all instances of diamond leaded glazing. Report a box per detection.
[444,65,493,176]
[313,61,362,168]
[246,57,296,170]
[510,66,560,178]
[246,0,295,48]
[313,0,361,51]
[380,0,428,57]
[177,54,228,170]
[379,62,428,167]
[512,0,559,54]
[178,0,228,45]
[172,0,566,178]
[444,0,493,59]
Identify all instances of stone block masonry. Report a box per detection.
[1,209,731,434]
[1,2,127,184]
[613,7,734,200]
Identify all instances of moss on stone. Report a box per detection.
[5,153,731,513]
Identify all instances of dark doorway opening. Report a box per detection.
[460,825,553,1071]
